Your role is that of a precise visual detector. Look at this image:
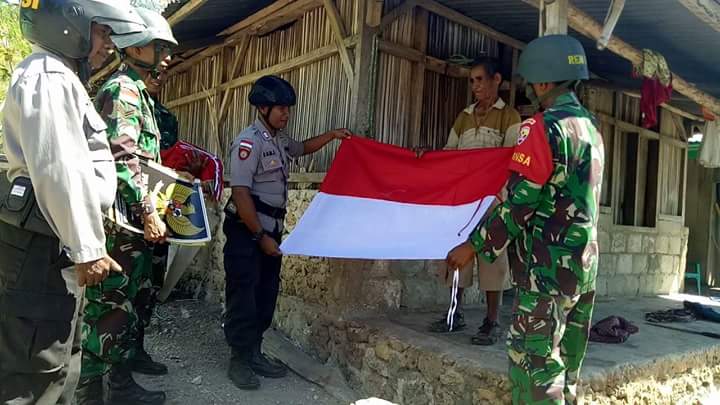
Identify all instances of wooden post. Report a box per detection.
[350,0,382,135]
[409,8,428,147]
[323,0,355,83]
[539,0,569,36]
[218,35,251,123]
[509,48,520,108]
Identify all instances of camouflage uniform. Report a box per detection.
[154,96,179,151]
[81,65,161,379]
[470,92,604,404]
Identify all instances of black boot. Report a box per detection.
[249,342,287,378]
[130,324,168,375]
[75,377,105,405]
[107,364,166,405]
[228,348,260,390]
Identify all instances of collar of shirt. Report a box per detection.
[32,45,76,73]
[550,92,581,109]
[119,64,148,93]
[462,97,507,115]
[253,118,288,141]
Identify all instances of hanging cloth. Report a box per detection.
[633,49,673,129]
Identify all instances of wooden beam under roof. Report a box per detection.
[521,0,720,114]
[677,0,720,33]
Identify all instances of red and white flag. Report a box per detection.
[280,136,513,259]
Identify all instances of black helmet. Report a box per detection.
[248,75,296,107]
[20,0,146,61]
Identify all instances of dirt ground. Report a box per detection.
[136,300,341,405]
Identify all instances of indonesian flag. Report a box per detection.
[280,136,513,259]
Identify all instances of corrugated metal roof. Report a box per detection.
[164,0,275,43]
[438,0,720,106]
[166,0,720,110]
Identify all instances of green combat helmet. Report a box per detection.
[517,34,589,111]
[112,7,178,76]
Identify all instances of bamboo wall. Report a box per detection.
[162,0,498,170]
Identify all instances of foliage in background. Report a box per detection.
[0,2,31,148]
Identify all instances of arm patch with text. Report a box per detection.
[508,113,553,185]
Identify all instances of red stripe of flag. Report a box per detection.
[320,137,512,206]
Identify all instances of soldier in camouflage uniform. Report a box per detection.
[77,7,177,405]
[447,35,603,405]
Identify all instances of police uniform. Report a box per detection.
[0,46,117,405]
[223,118,304,353]
[467,35,602,404]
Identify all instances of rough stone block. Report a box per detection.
[638,276,661,296]
[375,340,393,361]
[642,235,656,254]
[607,276,639,296]
[418,352,443,382]
[599,231,611,253]
[627,234,643,253]
[611,232,627,253]
[669,237,682,256]
[598,254,617,277]
[362,279,402,310]
[656,236,670,254]
[594,276,608,297]
[660,255,675,274]
[397,372,434,405]
[616,254,633,275]
[647,255,661,274]
[632,255,649,275]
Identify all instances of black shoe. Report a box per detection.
[471,318,501,346]
[428,312,466,333]
[107,364,166,405]
[130,348,169,375]
[249,343,287,378]
[75,377,105,405]
[228,350,261,390]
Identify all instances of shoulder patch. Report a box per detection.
[238,140,253,161]
[508,113,553,185]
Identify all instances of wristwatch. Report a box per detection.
[251,229,265,242]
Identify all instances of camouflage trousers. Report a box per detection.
[80,228,155,379]
[508,289,595,405]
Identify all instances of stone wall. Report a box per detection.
[596,222,689,297]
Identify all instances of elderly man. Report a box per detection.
[428,57,521,346]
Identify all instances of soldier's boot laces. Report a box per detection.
[107,364,166,405]
[228,349,261,390]
[130,346,169,375]
[75,377,105,405]
[249,342,287,378]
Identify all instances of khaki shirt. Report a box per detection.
[2,47,116,263]
[229,119,304,232]
[444,98,522,150]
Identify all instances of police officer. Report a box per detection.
[224,75,350,390]
[447,35,603,405]
[0,1,145,404]
[77,7,176,405]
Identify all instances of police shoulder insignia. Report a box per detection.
[238,140,253,161]
[508,113,553,185]
[261,131,271,141]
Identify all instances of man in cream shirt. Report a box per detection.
[428,57,521,346]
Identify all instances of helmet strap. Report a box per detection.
[78,58,91,85]
[122,43,166,79]
[527,80,577,112]
[259,107,279,133]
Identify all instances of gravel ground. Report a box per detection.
[135,300,340,405]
